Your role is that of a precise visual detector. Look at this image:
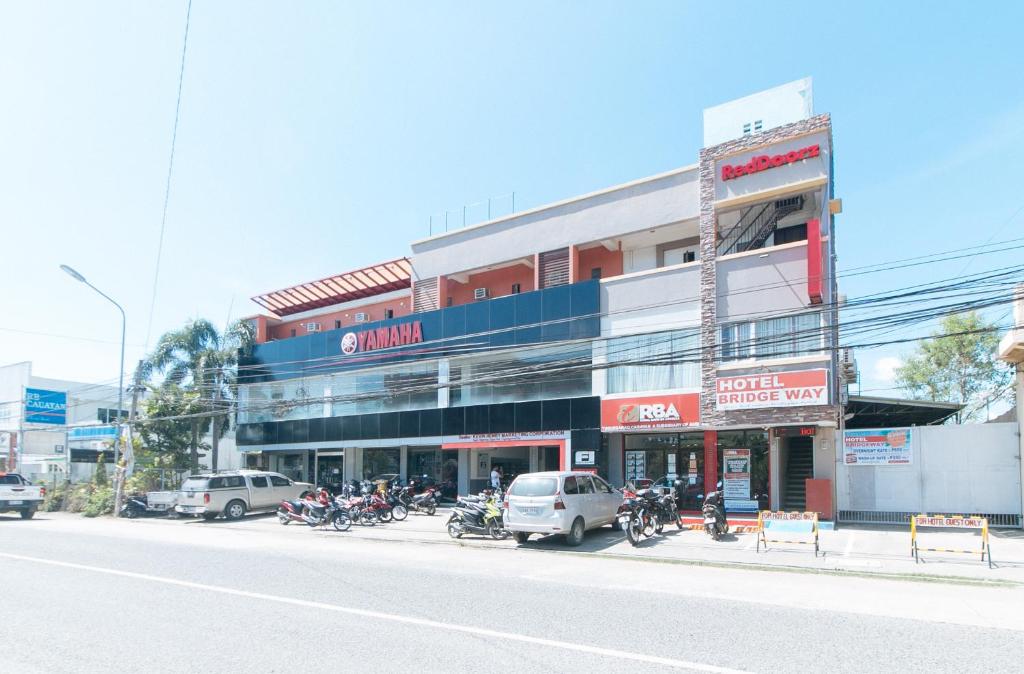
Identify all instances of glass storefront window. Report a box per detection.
[717,430,769,512]
[623,432,704,510]
[408,447,441,481]
[449,344,591,407]
[362,448,400,478]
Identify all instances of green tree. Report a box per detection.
[138,384,208,470]
[141,318,255,471]
[93,451,108,487]
[895,311,1012,423]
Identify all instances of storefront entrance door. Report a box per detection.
[316,453,345,492]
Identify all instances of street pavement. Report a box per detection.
[2,512,1022,673]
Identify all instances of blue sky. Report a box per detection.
[1,1,1022,405]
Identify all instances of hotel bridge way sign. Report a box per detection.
[24,388,67,425]
[715,369,828,411]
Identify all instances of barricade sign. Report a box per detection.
[756,511,819,556]
[910,515,991,567]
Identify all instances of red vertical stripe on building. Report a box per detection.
[807,218,823,304]
[704,430,718,495]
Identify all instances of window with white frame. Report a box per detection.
[719,312,824,362]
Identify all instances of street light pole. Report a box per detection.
[60,264,126,468]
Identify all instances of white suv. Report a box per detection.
[504,471,621,546]
[176,471,313,520]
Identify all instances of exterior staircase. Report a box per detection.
[782,441,814,511]
[718,195,805,256]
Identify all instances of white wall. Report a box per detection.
[411,169,699,280]
[716,241,810,321]
[600,263,701,337]
[837,423,1021,515]
[703,78,813,147]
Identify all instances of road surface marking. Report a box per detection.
[0,551,750,673]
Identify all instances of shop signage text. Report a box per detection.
[720,144,820,181]
[715,370,827,411]
[913,516,986,529]
[843,428,912,465]
[24,387,67,425]
[341,320,423,355]
[601,393,699,431]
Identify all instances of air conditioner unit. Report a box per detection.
[305,322,321,332]
[474,288,489,300]
[354,312,369,323]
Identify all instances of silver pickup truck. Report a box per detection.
[0,473,45,519]
[176,470,313,520]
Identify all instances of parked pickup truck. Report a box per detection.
[176,470,313,521]
[0,473,45,519]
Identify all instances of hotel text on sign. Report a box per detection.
[715,369,828,411]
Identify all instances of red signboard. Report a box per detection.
[601,393,699,432]
[716,369,828,411]
[721,144,819,181]
[341,320,423,355]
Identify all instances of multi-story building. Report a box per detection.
[237,79,844,513]
[0,360,129,483]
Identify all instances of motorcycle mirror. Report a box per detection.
[716,481,723,489]
[697,494,704,500]
[673,479,682,487]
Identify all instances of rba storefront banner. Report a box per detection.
[601,393,699,432]
[715,369,828,411]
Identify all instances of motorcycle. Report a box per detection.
[120,494,162,519]
[446,490,508,540]
[277,495,352,531]
[652,481,684,533]
[619,490,659,546]
[702,491,729,540]
[384,485,409,521]
[340,495,379,526]
[398,484,439,516]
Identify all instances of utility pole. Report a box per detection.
[114,361,145,517]
[211,374,221,471]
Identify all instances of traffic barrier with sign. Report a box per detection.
[756,511,819,556]
[910,515,991,568]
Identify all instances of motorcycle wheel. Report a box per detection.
[378,508,393,523]
[626,515,643,546]
[709,524,721,541]
[486,520,509,540]
[426,504,436,516]
[391,505,408,521]
[306,515,320,527]
[360,512,377,527]
[642,516,657,538]
[124,507,138,519]
[277,509,291,525]
[655,522,664,535]
[447,520,463,539]
[332,512,351,532]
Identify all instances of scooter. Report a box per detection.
[120,494,162,518]
[701,491,729,540]
[277,496,352,531]
[446,490,508,540]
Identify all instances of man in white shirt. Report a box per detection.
[490,466,501,490]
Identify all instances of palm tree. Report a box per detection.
[142,318,255,472]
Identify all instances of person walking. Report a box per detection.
[490,465,502,490]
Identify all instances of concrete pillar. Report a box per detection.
[457,449,470,496]
[703,430,718,496]
[399,445,408,482]
[769,434,781,511]
[529,446,538,472]
[569,244,581,283]
[607,433,624,487]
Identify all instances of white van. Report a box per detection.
[504,471,621,546]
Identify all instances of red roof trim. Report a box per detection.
[252,257,413,317]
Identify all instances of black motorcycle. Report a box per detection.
[398,484,439,516]
[446,490,507,539]
[619,490,657,546]
[702,491,729,540]
[121,494,158,518]
[652,483,684,533]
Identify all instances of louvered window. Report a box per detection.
[539,248,570,288]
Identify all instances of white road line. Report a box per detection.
[0,551,750,674]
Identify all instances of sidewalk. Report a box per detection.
[290,509,1024,584]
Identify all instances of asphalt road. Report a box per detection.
[2,513,1022,673]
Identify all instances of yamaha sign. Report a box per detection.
[340,320,424,356]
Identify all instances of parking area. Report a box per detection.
[148,507,1024,583]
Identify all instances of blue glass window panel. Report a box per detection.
[419,409,442,437]
[515,401,543,432]
[488,295,516,347]
[541,284,572,341]
[541,399,571,431]
[514,291,542,345]
[488,403,515,433]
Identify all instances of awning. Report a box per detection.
[845,395,962,428]
[251,258,413,317]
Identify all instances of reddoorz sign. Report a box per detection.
[341,320,423,355]
[720,144,819,181]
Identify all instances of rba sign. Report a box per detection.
[618,402,680,423]
[601,393,699,431]
[341,320,423,355]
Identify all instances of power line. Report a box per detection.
[145,0,194,350]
